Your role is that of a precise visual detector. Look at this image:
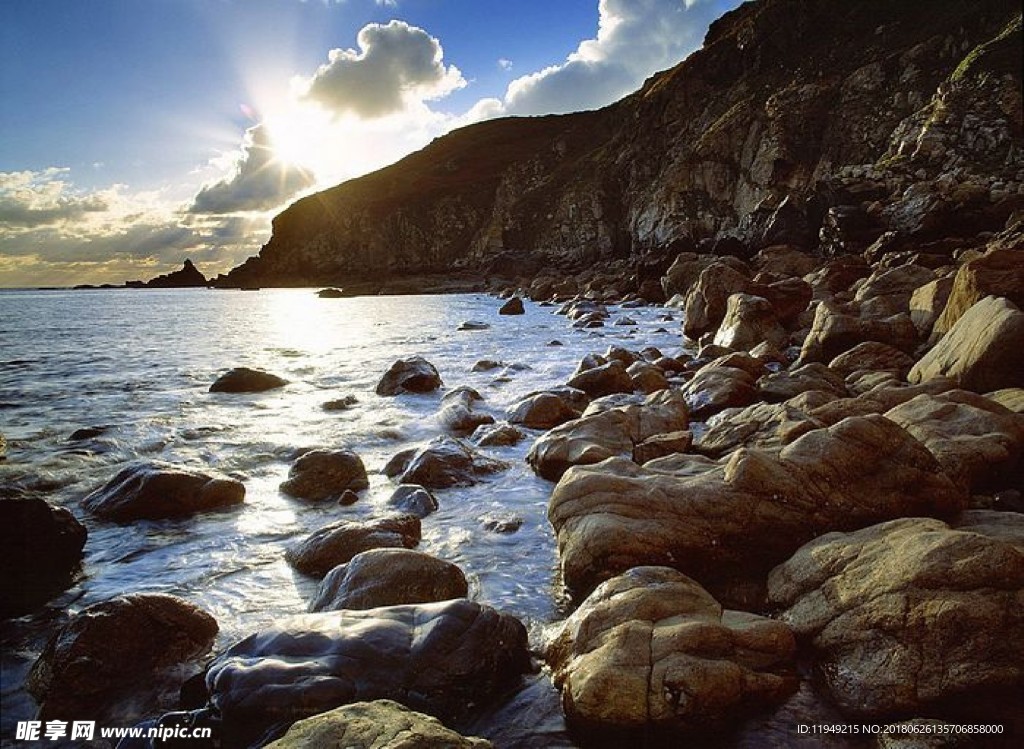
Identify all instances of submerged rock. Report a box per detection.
[768,513,1024,718]
[0,496,87,617]
[322,395,358,411]
[398,437,508,489]
[548,415,966,603]
[437,387,495,435]
[472,422,524,447]
[81,462,245,521]
[376,356,443,396]
[287,515,422,577]
[309,548,467,612]
[205,599,530,735]
[547,567,796,736]
[265,700,492,749]
[27,593,217,722]
[209,367,288,393]
[280,449,369,501]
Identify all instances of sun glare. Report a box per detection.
[263,105,334,171]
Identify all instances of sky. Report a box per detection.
[0,0,741,287]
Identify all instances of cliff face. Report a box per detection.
[218,0,1022,288]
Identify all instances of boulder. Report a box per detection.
[797,301,917,365]
[309,549,467,612]
[827,341,916,379]
[323,395,358,411]
[885,390,1024,492]
[661,253,718,299]
[527,391,689,481]
[472,423,524,447]
[693,396,829,458]
[376,357,443,396]
[499,296,525,315]
[632,430,693,465]
[767,513,1024,718]
[507,392,581,429]
[398,437,508,489]
[546,567,796,736]
[626,361,669,394]
[908,276,955,336]
[386,484,439,518]
[438,387,495,435]
[757,362,848,402]
[761,277,813,326]
[683,262,754,340]
[280,450,369,501]
[548,415,966,603]
[265,700,492,749]
[932,247,1024,336]
[286,515,422,577]
[0,496,87,617]
[81,462,245,522]
[209,367,287,393]
[205,599,530,735]
[753,245,819,278]
[680,366,757,419]
[566,360,634,398]
[909,296,1024,392]
[713,294,787,351]
[27,593,217,722]
[853,265,936,318]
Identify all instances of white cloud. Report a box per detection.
[297,20,465,118]
[189,123,316,214]
[478,0,722,118]
[498,58,513,71]
[0,169,109,228]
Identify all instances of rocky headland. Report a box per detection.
[5,0,1024,746]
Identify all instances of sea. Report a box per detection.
[0,287,688,744]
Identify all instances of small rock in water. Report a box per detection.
[280,449,369,501]
[376,356,443,396]
[337,489,360,506]
[480,512,523,534]
[547,340,564,346]
[322,395,358,411]
[458,320,491,331]
[473,422,524,447]
[68,426,107,441]
[387,484,439,518]
[472,359,503,372]
[383,447,417,478]
[286,515,422,577]
[317,288,346,298]
[399,437,508,489]
[498,296,525,315]
[209,367,288,393]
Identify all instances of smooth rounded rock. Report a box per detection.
[280,449,369,501]
[376,357,443,396]
[287,515,422,577]
[209,367,287,393]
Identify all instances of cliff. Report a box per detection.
[216,0,1022,289]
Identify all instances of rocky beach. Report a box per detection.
[3,0,1024,746]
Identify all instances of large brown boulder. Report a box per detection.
[683,261,754,340]
[566,360,634,398]
[398,437,508,488]
[507,391,582,429]
[81,462,245,521]
[680,365,758,418]
[827,341,916,380]
[797,300,918,365]
[885,390,1024,492]
[376,357,443,396]
[206,599,530,736]
[265,700,492,748]
[932,247,1024,336]
[0,496,87,617]
[280,450,369,501]
[909,295,1024,392]
[546,567,796,737]
[310,548,467,612]
[767,513,1024,718]
[287,515,422,577]
[527,391,689,481]
[712,293,787,351]
[27,593,217,722]
[908,276,954,336]
[548,415,966,603]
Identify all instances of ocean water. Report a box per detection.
[0,288,688,740]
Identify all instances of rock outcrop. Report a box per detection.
[145,259,207,288]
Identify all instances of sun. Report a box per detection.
[263,104,334,172]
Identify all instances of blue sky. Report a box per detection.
[1,0,741,286]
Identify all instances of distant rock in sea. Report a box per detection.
[146,259,208,288]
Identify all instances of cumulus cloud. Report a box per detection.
[297,20,465,118]
[189,124,316,214]
[0,169,110,228]
[480,0,723,118]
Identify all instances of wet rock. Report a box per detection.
[480,512,523,534]
[209,367,288,393]
[828,341,916,379]
[309,549,467,612]
[613,316,637,326]
[438,387,495,435]
[626,361,669,394]
[0,496,87,617]
[604,346,640,366]
[680,365,757,419]
[265,700,492,749]
[81,462,245,521]
[546,567,796,736]
[280,450,369,501]
[322,395,358,411]
[205,599,530,734]
[472,359,502,372]
[548,415,966,603]
[713,293,787,351]
[566,360,634,398]
[499,296,525,315]
[383,448,417,478]
[472,422,524,447]
[27,593,217,722]
[632,430,692,464]
[767,513,1024,718]
[68,426,107,441]
[286,515,421,577]
[932,247,1024,336]
[398,437,508,489]
[317,288,346,298]
[386,484,439,518]
[458,321,491,331]
[338,490,360,506]
[885,390,1024,492]
[909,296,1024,392]
[528,390,689,481]
[375,356,443,396]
